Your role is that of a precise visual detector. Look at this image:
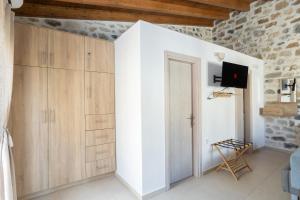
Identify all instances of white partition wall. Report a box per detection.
[114,24,143,195]
[115,21,264,198]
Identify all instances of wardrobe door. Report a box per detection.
[10,66,48,196]
[48,68,85,187]
[48,30,84,70]
[85,37,114,73]
[85,72,115,115]
[14,23,48,67]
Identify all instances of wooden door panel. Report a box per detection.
[48,68,84,187]
[10,66,48,196]
[169,60,193,184]
[85,37,114,73]
[85,72,115,115]
[49,30,84,70]
[14,23,48,67]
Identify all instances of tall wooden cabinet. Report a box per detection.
[11,23,115,198]
[10,66,48,196]
[84,37,115,178]
[48,69,85,187]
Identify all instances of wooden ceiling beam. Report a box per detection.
[52,0,229,20]
[187,0,251,11]
[15,3,214,26]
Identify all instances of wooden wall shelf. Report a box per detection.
[213,91,233,98]
[260,102,297,117]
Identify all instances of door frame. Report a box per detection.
[235,70,253,143]
[244,70,253,144]
[164,51,202,190]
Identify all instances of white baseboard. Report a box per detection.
[115,173,142,199]
[142,187,166,200]
[115,173,166,200]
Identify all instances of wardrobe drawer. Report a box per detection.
[86,143,115,162]
[86,158,115,178]
[85,114,115,130]
[86,129,115,147]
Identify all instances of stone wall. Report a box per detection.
[15,17,212,42]
[213,0,300,151]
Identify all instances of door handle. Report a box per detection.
[186,115,194,127]
[186,115,193,120]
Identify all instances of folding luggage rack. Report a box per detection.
[212,139,252,181]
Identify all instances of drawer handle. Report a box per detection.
[96,135,108,139]
[96,165,108,170]
[96,151,108,155]
[95,120,105,123]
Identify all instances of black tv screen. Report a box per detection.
[221,62,248,89]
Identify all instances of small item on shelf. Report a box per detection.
[212,139,252,181]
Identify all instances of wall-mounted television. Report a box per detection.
[221,62,248,89]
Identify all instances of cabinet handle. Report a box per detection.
[41,52,45,66]
[87,52,91,68]
[87,87,92,98]
[44,52,47,66]
[96,151,107,155]
[96,135,108,139]
[39,51,43,66]
[53,110,56,123]
[96,165,108,170]
[50,52,54,66]
[50,110,56,123]
[41,110,46,123]
[46,110,49,123]
[41,52,44,66]
[50,110,53,123]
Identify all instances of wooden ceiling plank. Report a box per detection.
[187,0,250,11]
[53,0,229,20]
[15,3,214,26]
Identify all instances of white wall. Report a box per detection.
[115,20,265,197]
[115,23,143,195]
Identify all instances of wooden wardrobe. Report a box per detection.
[10,23,115,198]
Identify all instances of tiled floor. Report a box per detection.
[34,148,290,200]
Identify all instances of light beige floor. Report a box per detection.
[34,148,290,200]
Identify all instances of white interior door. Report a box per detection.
[169,59,193,184]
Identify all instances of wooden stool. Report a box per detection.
[212,139,252,181]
